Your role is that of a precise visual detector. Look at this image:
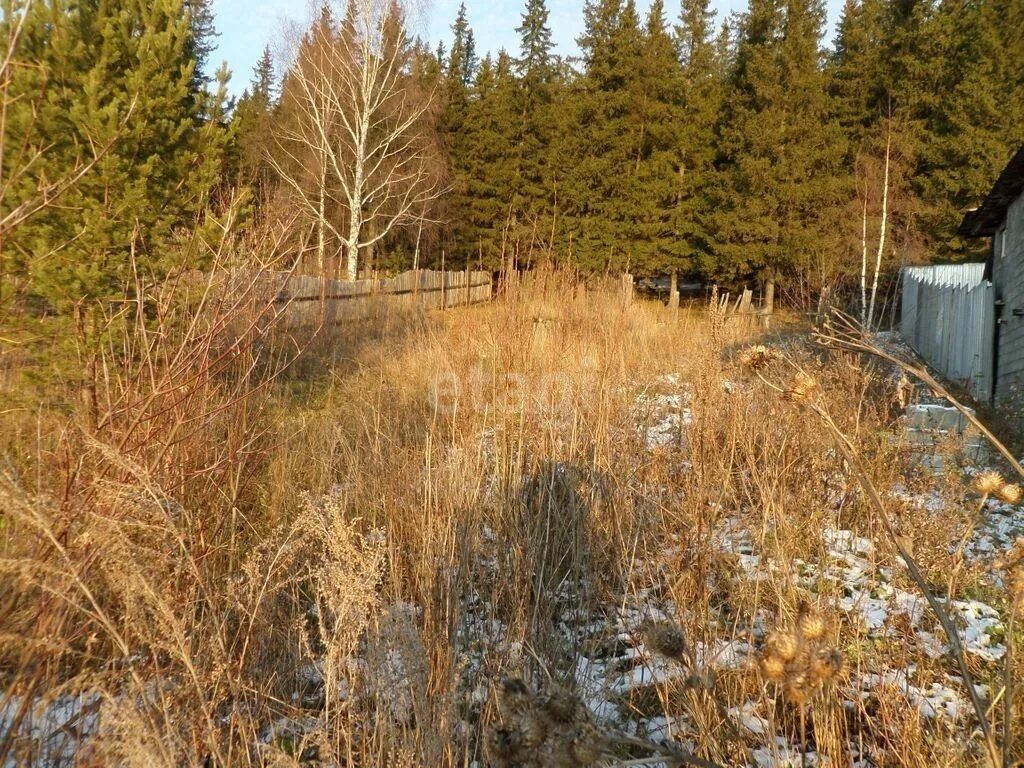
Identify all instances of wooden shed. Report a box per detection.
[959,146,1024,405]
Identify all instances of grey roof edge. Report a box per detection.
[959,145,1024,238]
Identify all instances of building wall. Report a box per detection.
[995,193,1024,404]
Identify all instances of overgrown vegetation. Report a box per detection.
[3,265,1024,766]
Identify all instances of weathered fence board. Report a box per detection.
[900,264,994,401]
[274,269,492,328]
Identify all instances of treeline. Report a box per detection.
[418,0,1024,298]
[2,0,1023,320]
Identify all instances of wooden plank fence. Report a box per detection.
[274,268,492,328]
[901,264,994,401]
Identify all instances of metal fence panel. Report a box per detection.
[900,265,993,401]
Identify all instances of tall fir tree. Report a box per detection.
[712,0,846,292]
[447,3,477,89]
[829,0,891,145]
[2,0,227,316]
[911,0,1024,258]
[511,0,559,242]
[564,0,667,271]
[516,0,554,88]
[628,0,688,275]
[673,0,724,273]
[440,4,477,260]
[462,51,522,267]
[231,45,277,190]
[185,0,218,90]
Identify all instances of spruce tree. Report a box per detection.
[673,0,724,274]
[461,51,522,267]
[232,46,277,190]
[828,0,890,144]
[712,0,846,290]
[447,3,476,89]
[629,0,687,275]
[185,0,218,90]
[565,0,674,272]
[516,0,554,87]
[2,0,226,314]
[440,4,477,260]
[511,0,559,240]
[911,0,1024,258]
[252,46,276,103]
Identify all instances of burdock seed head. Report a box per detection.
[784,673,810,705]
[485,723,524,766]
[809,648,846,685]
[759,653,787,682]
[739,345,781,371]
[498,677,536,717]
[540,686,581,724]
[517,708,549,748]
[973,471,1005,496]
[568,721,606,766]
[797,604,827,642]
[767,630,800,662]
[1010,569,1024,605]
[998,483,1023,505]
[787,371,819,402]
[643,621,687,659]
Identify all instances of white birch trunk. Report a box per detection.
[867,128,891,331]
[860,180,868,328]
[346,209,361,281]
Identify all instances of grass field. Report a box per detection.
[2,268,1023,767]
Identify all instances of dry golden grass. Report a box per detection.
[1,266,1023,767]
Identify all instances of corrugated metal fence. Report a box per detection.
[274,268,492,328]
[901,263,994,401]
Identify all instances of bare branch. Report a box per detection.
[271,0,443,280]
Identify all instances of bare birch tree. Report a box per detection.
[857,114,901,331]
[865,123,891,330]
[272,0,443,281]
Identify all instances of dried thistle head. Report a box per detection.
[762,612,845,704]
[498,677,536,717]
[568,720,607,766]
[1010,569,1024,606]
[767,630,800,662]
[809,648,846,685]
[684,668,716,690]
[797,604,827,642]
[485,723,524,766]
[759,653,787,682]
[739,345,781,371]
[784,674,810,705]
[1006,538,1024,568]
[539,686,581,724]
[998,483,1023,505]
[895,374,914,409]
[786,371,819,402]
[643,621,686,660]
[517,709,549,748]
[973,471,1005,496]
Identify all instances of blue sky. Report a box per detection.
[210,0,845,96]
